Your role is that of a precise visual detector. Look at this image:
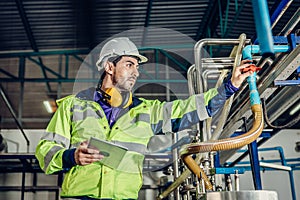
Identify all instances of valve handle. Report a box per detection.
[242,64,262,73]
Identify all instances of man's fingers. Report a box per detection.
[240,59,252,65]
[236,63,252,71]
[86,148,100,154]
[80,140,89,146]
[239,70,253,80]
[76,152,104,166]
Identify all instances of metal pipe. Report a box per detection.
[251,0,274,57]
[172,133,180,199]
[158,37,252,199]
[212,33,247,140]
[194,38,251,94]
[194,38,251,143]
[157,67,204,200]
[157,154,204,200]
[270,0,293,29]
[280,7,300,36]
[242,45,290,60]
[219,46,298,164]
[179,103,263,169]
[187,65,196,95]
[259,162,291,171]
[179,68,264,192]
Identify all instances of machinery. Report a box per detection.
[0,1,299,200]
[150,1,300,199]
[151,36,299,200]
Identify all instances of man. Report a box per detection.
[35,37,253,199]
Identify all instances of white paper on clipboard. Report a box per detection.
[88,137,128,169]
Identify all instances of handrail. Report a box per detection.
[194,38,251,142]
[0,84,30,152]
[211,33,247,140]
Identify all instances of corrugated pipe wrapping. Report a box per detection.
[158,77,264,199]
[180,104,264,189]
[179,72,264,190]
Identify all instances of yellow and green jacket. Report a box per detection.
[35,81,237,199]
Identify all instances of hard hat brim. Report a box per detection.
[129,54,148,64]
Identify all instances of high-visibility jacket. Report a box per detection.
[35,84,231,199]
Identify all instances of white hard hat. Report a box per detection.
[96,37,148,71]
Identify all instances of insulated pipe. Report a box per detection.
[158,91,264,200]
[194,39,251,142]
[180,104,264,190]
[158,38,252,199]
[157,154,204,200]
[222,45,291,138]
[251,0,274,57]
[218,45,297,165]
[179,75,264,190]
[180,105,263,156]
[242,45,290,60]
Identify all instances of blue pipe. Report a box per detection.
[242,44,291,189]
[270,0,291,26]
[243,44,291,105]
[234,146,297,200]
[242,45,290,60]
[251,0,274,57]
[242,43,263,189]
[247,72,261,106]
[241,44,291,105]
[248,141,262,190]
[240,42,292,191]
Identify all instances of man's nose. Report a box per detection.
[132,66,139,77]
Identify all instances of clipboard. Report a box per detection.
[88,137,128,169]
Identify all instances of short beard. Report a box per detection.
[112,76,132,92]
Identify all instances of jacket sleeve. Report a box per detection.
[149,80,238,134]
[35,96,73,174]
[206,79,238,117]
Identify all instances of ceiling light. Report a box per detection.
[289,103,300,116]
[43,100,57,113]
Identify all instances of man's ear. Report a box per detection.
[104,61,114,75]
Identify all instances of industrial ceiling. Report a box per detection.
[0,0,299,133]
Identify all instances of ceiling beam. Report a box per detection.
[223,0,248,38]
[144,0,153,27]
[195,0,227,40]
[75,0,96,49]
[15,0,52,93]
[15,0,38,51]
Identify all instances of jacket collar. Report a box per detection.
[75,87,95,101]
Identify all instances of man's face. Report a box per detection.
[112,56,140,91]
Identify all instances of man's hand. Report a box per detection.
[74,141,104,166]
[231,60,255,88]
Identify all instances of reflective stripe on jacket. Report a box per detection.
[35,85,226,199]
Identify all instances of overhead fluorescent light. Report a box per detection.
[289,103,300,116]
[43,100,57,113]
